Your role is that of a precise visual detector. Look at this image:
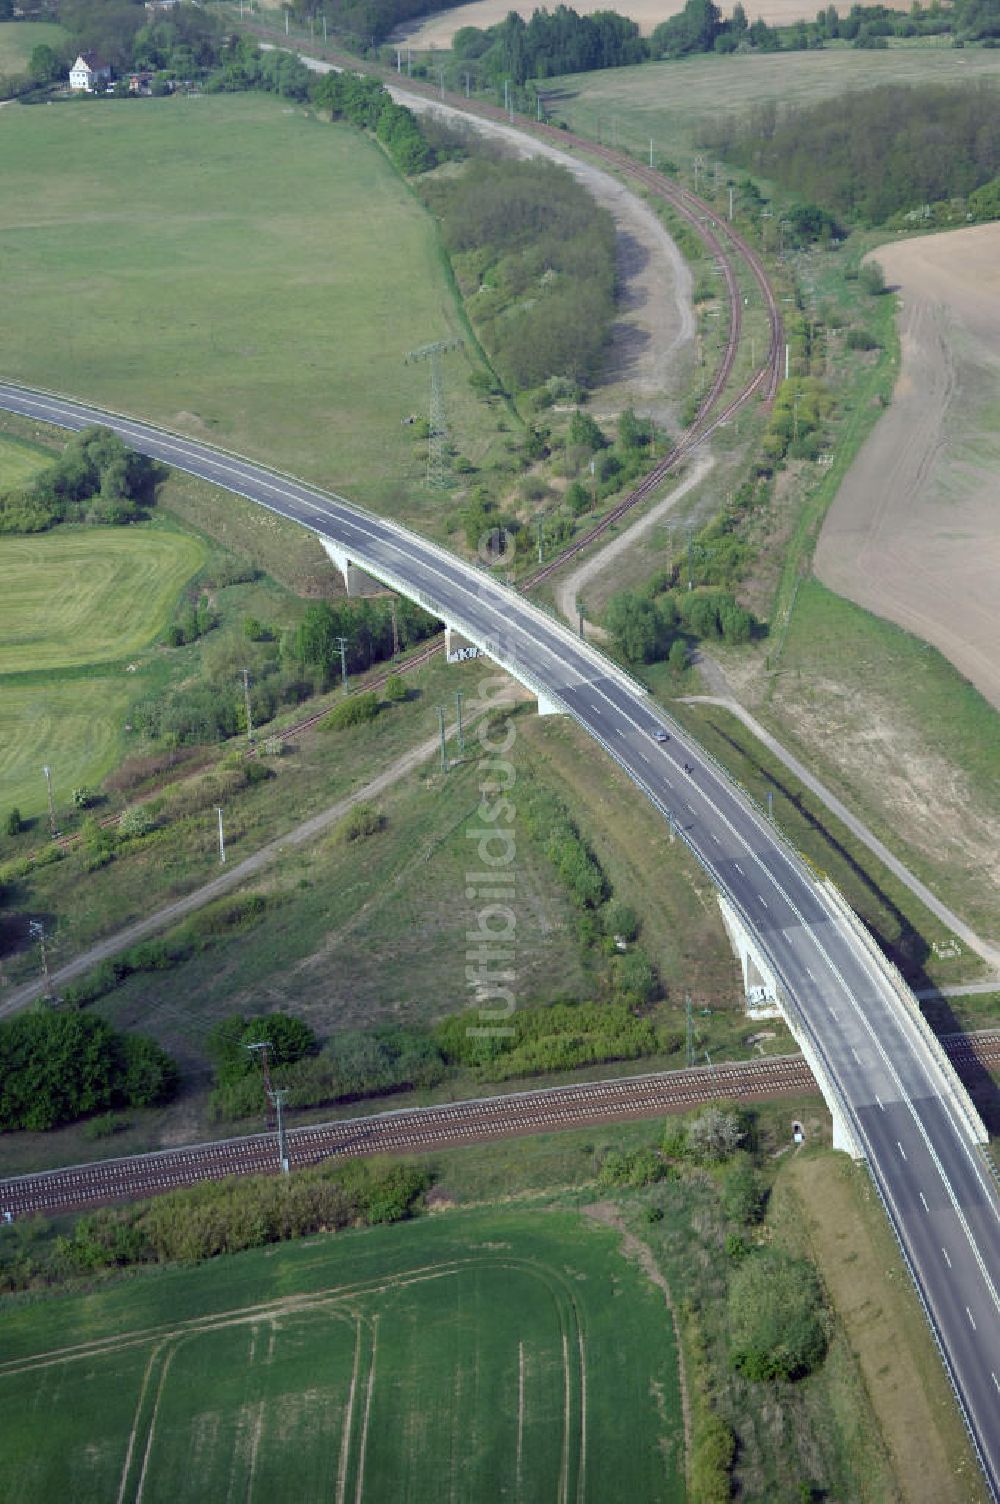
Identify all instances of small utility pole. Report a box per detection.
[767,789,774,821]
[42,764,57,839]
[270,1087,290,1174]
[728,184,734,221]
[284,9,288,34]
[336,635,349,691]
[455,689,465,754]
[465,72,471,98]
[241,668,254,744]
[323,14,327,40]
[215,805,226,864]
[29,920,53,1001]
[536,514,544,564]
[685,995,695,1067]
[649,138,654,168]
[437,706,448,772]
[390,598,400,658]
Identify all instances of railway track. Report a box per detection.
[4,1032,998,1219]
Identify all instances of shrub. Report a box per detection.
[5,808,23,837]
[0,1013,177,1131]
[597,1148,667,1188]
[118,806,155,840]
[603,900,639,942]
[859,260,886,296]
[728,1249,827,1381]
[336,802,386,843]
[686,1106,744,1163]
[322,692,380,731]
[845,327,881,350]
[721,1154,767,1225]
[383,673,409,702]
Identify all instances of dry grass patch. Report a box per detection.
[774,1152,988,1504]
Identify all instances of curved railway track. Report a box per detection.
[4,1032,998,1219]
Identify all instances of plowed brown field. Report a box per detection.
[816,223,1000,711]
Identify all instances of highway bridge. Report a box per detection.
[3,379,999,1495]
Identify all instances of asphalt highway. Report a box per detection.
[3,381,999,1493]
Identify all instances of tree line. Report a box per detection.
[0,1158,429,1290]
[446,0,999,89]
[710,80,1000,224]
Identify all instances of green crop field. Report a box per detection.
[0,1207,684,1503]
[0,21,69,76]
[548,44,1000,167]
[0,94,497,525]
[0,526,205,815]
[0,529,206,674]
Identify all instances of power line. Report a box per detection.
[404,339,463,489]
[240,667,254,744]
[335,635,349,691]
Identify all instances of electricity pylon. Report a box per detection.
[404,338,463,489]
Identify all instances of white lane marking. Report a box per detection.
[804,966,814,980]
[851,1047,861,1064]
[733,863,743,876]
[638,751,649,763]
[897,1140,907,1161]
[829,1008,839,1021]
[992,1372,999,1393]
[17,388,1000,1306]
[942,1246,952,1268]
[758,895,768,908]
[710,832,719,844]
[875,1094,884,1111]
[966,1306,976,1331]
[919,1191,929,1211]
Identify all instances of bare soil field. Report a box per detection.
[393,0,898,46]
[816,223,1000,711]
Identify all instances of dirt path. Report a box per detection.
[815,224,1000,711]
[554,449,713,634]
[680,695,1000,969]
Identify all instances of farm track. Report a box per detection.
[4,1031,999,1218]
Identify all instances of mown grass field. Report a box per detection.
[0,94,497,524]
[0,1207,684,1504]
[0,525,206,816]
[547,44,1000,168]
[0,21,68,76]
[0,528,206,674]
[0,431,50,491]
[0,676,133,824]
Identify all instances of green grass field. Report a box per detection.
[0,1207,684,1503]
[0,676,134,821]
[0,432,50,491]
[0,525,205,815]
[0,94,497,524]
[547,44,1000,168]
[0,21,68,76]
[0,529,206,674]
